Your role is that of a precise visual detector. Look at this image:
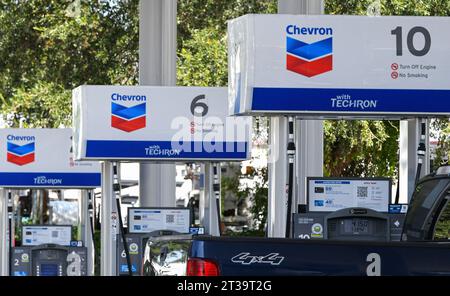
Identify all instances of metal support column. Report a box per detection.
[212,163,222,236]
[399,119,430,203]
[139,0,177,208]
[296,120,324,205]
[80,190,94,276]
[268,117,288,237]
[0,189,8,276]
[200,163,221,236]
[268,0,324,238]
[199,164,208,232]
[100,161,117,276]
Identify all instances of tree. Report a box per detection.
[177,28,228,87]
[0,0,139,127]
[177,0,277,87]
[324,120,399,177]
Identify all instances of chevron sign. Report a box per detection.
[7,137,35,166]
[110,92,147,132]
[286,25,333,77]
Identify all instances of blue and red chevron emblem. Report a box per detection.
[7,141,35,166]
[111,102,146,132]
[286,36,333,77]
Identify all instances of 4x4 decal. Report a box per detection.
[231,253,284,266]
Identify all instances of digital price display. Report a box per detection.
[308,178,391,213]
[344,219,370,235]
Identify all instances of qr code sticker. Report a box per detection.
[166,214,175,224]
[357,186,368,198]
[51,231,59,238]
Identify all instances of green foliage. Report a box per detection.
[221,164,268,233]
[221,164,248,211]
[324,120,399,177]
[177,0,277,87]
[247,166,269,232]
[5,82,71,128]
[325,0,450,16]
[177,28,228,87]
[434,202,450,240]
[430,119,450,171]
[0,0,138,127]
[178,0,277,46]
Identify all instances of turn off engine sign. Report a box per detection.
[228,14,450,117]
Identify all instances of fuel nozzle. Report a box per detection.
[417,120,426,156]
[287,117,296,156]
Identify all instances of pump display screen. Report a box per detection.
[22,225,72,246]
[128,208,190,234]
[308,178,391,213]
[343,219,369,234]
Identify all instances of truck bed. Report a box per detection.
[190,236,450,276]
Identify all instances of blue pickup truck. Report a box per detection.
[142,171,450,276]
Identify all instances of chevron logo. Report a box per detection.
[111,102,146,132]
[7,141,35,166]
[286,29,333,77]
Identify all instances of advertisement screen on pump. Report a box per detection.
[22,225,72,247]
[307,178,392,213]
[128,208,191,234]
[72,86,251,161]
[0,129,101,188]
[228,14,450,117]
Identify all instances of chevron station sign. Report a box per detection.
[228,14,450,117]
[0,129,101,188]
[72,85,251,161]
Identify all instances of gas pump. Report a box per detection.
[291,177,408,241]
[0,129,101,276]
[10,224,89,276]
[116,206,193,276]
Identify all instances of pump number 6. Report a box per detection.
[191,95,209,117]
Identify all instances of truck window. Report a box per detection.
[404,178,450,241]
[433,196,450,240]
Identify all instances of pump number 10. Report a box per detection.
[391,26,431,57]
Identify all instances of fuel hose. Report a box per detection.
[285,117,296,238]
[113,162,133,276]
